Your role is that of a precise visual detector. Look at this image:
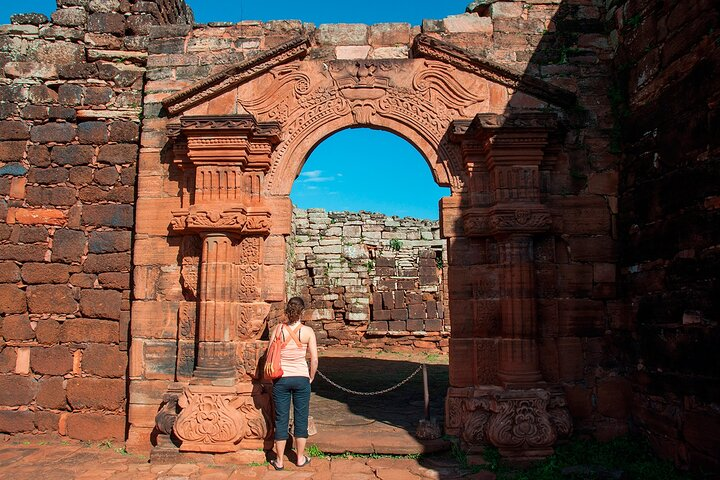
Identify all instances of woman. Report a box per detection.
[269,296,318,470]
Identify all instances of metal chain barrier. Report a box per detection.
[315,365,423,396]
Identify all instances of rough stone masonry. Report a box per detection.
[0,0,717,471]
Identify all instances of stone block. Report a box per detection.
[33,41,85,64]
[408,304,426,319]
[444,14,493,33]
[368,23,410,46]
[88,12,126,35]
[0,121,30,140]
[556,337,584,382]
[81,204,133,227]
[1,314,35,340]
[557,299,604,336]
[94,166,120,185]
[368,46,409,59]
[0,411,35,433]
[0,141,27,162]
[84,253,131,273]
[31,345,73,375]
[28,166,68,184]
[59,84,83,105]
[0,348,16,373]
[21,263,70,284]
[30,123,76,143]
[77,121,108,144]
[37,376,68,410]
[142,340,177,379]
[66,413,125,441]
[25,186,77,207]
[0,261,21,283]
[0,285,27,314]
[108,121,140,142]
[98,272,130,289]
[317,24,368,45]
[82,344,127,377]
[35,319,61,344]
[425,318,442,332]
[27,284,77,314]
[52,228,86,263]
[4,62,58,80]
[335,45,371,59]
[67,377,125,410]
[563,385,592,419]
[391,309,408,321]
[373,310,391,321]
[51,8,88,27]
[10,207,67,226]
[0,244,47,263]
[407,319,424,331]
[0,376,37,406]
[80,289,123,320]
[567,236,617,262]
[131,300,178,339]
[60,319,119,343]
[69,166,94,185]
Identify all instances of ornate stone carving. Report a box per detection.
[236,302,271,340]
[447,386,572,458]
[180,236,201,299]
[174,385,245,452]
[411,34,576,109]
[171,208,272,235]
[163,35,312,115]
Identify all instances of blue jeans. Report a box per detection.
[272,376,311,441]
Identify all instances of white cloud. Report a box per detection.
[298,169,335,183]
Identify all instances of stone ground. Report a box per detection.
[310,347,449,454]
[1,348,470,479]
[0,435,485,479]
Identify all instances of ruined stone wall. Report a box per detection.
[287,208,448,352]
[610,0,720,470]
[0,0,191,441]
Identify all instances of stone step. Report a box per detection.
[308,424,450,456]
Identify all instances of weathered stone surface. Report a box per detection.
[80,289,123,320]
[0,376,37,406]
[52,228,86,263]
[0,411,35,433]
[30,123,76,143]
[82,344,127,377]
[51,7,88,27]
[97,143,138,165]
[84,253,130,273]
[35,319,61,344]
[0,121,30,140]
[66,413,125,440]
[36,376,67,410]
[0,285,27,314]
[1,314,35,340]
[25,186,77,207]
[26,285,78,314]
[317,24,368,45]
[67,377,125,410]
[60,318,118,343]
[21,263,70,284]
[81,204,133,227]
[31,346,73,375]
[77,121,108,144]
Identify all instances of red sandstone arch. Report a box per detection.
[135,34,577,459]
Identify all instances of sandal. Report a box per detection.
[269,459,284,471]
[297,455,311,467]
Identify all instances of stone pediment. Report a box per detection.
[162,33,576,117]
[411,34,576,109]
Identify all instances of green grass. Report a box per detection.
[306,444,420,461]
[473,436,697,480]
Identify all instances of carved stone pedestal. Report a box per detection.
[447,386,572,460]
[173,383,272,453]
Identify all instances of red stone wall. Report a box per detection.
[0,0,190,441]
[610,0,720,470]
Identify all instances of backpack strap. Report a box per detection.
[282,324,303,348]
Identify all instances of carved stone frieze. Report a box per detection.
[171,208,271,235]
[179,236,201,299]
[463,207,551,236]
[236,302,271,340]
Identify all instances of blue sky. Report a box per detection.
[1,1,468,219]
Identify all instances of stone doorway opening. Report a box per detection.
[286,127,452,453]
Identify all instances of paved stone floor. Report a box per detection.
[0,435,481,480]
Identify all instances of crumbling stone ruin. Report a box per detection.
[0,0,717,471]
[287,208,448,351]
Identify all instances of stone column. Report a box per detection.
[447,114,572,461]
[158,116,280,454]
[497,234,542,387]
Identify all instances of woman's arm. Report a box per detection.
[305,326,318,383]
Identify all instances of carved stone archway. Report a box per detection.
[138,34,575,460]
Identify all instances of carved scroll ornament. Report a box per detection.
[171,208,272,235]
[174,387,245,452]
